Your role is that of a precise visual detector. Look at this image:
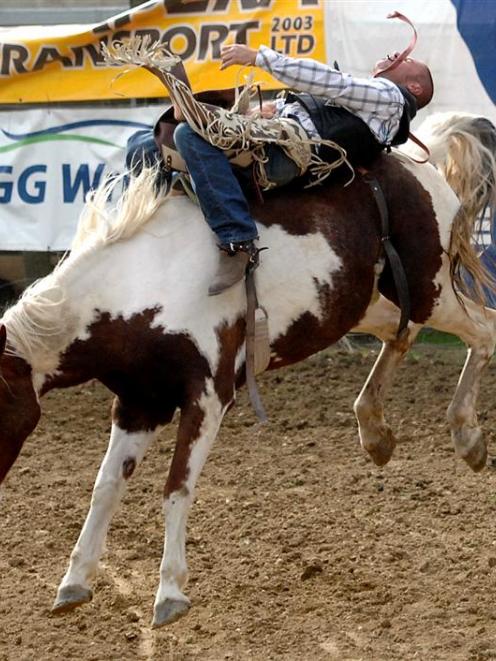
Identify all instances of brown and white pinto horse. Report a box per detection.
[0,112,494,628]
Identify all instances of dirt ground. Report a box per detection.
[2,343,496,661]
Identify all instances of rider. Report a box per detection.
[174,44,434,296]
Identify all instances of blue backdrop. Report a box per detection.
[451,0,496,103]
[452,0,496,306]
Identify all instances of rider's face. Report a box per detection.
[373,52,425,84]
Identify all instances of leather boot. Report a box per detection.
[208,241,258,296]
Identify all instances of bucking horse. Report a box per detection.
[0,105,494,626]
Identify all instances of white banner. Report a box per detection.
[0,105,160,250]
[324,0,496,126]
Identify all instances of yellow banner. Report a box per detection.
[0,0,325,104]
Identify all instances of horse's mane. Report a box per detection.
[2,270,72,372]
[2,167,166,372]
[71,166,167,253]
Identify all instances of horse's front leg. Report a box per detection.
[353,296,421,465]
[153,378,229,628]
[52,406,161,613]
[354,329,419,465]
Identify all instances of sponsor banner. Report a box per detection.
[0,0,325,103]
[0,0,494,252]
[0,106,158,250]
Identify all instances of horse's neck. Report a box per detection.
[2,198,217,394]
[2,251,104,390]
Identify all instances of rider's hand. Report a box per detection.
[173,103,185,121]
[247,101,277,119]
[220,44,258,70]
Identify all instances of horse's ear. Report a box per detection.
[0,325,6,355]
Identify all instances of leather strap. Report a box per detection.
[406,131,431,163]
[364,175,411,338]
[374,11,418,77]
[245,267,268,423]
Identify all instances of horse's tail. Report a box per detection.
[71,165,166,253]
[408,112,496,304]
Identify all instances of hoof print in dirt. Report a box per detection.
[300,563,323,581]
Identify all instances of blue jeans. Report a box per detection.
[125,129,167,191]
[173,122,299,246]
[126,129,162,172]
[477,244,496,308]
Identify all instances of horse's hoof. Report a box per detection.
[363,428,396,467]
[152,598,190,628]
[453,427,487,472]
[462,438,487,473]
[51,585,93,614]
[368,443,395,467]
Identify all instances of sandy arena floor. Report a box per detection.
[1,343,496,661]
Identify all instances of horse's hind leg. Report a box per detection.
[429,295,496,471]
[354,329,420,466]
[52,401,168,613]
[448,347,492,470]
[153,378,229,628]
[353,297,421,465]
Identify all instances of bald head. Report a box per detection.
[373,54,434,109]
[409,61,434,108]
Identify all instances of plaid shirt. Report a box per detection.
[256,46,405,145]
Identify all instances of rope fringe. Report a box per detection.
[102,36,354,188]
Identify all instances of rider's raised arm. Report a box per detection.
[255,45,405,144]
[256,45,398,106]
